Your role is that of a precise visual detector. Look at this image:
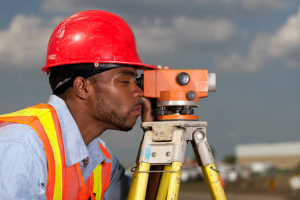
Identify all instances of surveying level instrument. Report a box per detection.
[128,69,227,200]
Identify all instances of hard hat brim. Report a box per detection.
[42,61,158,74]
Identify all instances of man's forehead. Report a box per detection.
[114,67,138,76]
[93,66,138,81]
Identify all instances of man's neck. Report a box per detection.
[64,99,106,145]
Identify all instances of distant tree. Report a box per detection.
[223,155,236,164]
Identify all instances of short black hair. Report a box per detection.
[49,63,130,96]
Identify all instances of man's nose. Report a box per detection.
[132,83,144,99]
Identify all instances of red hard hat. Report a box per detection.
[42,10,157,73]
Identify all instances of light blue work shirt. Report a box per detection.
[0,95,131,200]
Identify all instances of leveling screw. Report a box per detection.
[194,130,204,140]
[196,133,203,140]
[166,151,171,157]
[152,152,157,157]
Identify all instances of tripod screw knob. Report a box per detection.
[194,130,204,140]
[156,107,168,115]
[181,107,194,115]
[196,133,203,140]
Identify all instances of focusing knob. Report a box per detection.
[177,72,190,86]
[186,91,196,100]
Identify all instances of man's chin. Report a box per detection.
[111,124,133,132]
[121,118,138,131]
[109,117,137,132]
[121,126,133,132]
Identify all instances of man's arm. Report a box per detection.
[103,154,131,200]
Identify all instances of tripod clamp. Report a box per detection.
[131,166,183,173]
[210,166,220,173]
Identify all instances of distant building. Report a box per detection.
[236,142,300,170]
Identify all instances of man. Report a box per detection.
[0,10,164,199]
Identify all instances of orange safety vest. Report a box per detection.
[0,103,111,200]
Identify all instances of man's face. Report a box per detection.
[90,67,143,131]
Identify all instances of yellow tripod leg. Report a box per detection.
[201,163,227,200]
[131,163,150,200]
[155,165,172,200]
[127,165,139,200]
[167,162,182,200]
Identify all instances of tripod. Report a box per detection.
[127,120,227,200]
[129,69,225,199]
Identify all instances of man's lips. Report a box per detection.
[131,105,142,115]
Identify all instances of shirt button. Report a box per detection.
[97,154,99,158]
[83,157,89,167]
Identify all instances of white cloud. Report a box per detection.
[216,7,300,72]
[42,0,80,13]
[0,14,237,69]
[0,15,63,69]
[174,17,237,43]
[134,17,238,55]
[216,33,271,72]
[41,0,291,18]
[269,9,300,61]
[242,0,289,12]
[220,0,289,11]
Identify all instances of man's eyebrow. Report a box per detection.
[118,70,137,77]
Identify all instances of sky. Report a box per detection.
[0,0,300,162]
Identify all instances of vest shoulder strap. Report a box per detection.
[0,104,66,200]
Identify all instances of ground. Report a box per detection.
[178,181,297,200]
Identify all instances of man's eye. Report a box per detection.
[121,81,130,84]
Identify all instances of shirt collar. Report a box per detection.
[47,95,111,167]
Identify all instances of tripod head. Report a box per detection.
[135,69,216,121]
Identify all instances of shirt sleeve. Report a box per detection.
[103,153,132,200]
[0,123,47,200]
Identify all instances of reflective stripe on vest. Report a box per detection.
[93,143,111,200]
[93,164,102,200]
[0,104,112,200]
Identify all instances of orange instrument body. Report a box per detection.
[143,69,209,100]
[141,69,216,121]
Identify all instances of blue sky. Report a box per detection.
[0,0,300,162]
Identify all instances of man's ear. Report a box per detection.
[73,77,90,99]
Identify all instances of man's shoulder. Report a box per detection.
[0,122,43,147]
[0,123,48,199]
[0,122,47,167]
